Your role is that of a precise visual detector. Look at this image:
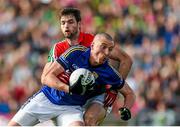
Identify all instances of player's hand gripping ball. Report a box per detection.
[69,68,95,95]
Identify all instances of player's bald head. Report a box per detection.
[92,33,114,46]
[90,33,114,65]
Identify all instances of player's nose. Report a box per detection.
[64,22,69,28]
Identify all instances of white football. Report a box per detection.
[69,68,95,87]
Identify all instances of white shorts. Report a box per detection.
[52,94,112,126]
[11,92,84,126]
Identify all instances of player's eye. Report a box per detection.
[100,45,106,50]
[109,47,113,52]
[68,20,75,24]
[61,21,65,25]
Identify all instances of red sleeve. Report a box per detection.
[54,41,70,59]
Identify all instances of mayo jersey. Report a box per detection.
[48,32,94,62]
[41,46,125,106]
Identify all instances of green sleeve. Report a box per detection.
[47,46,55,62]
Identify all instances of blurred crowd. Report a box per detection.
[0,0,179,126]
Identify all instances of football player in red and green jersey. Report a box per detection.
[47,32,93,62]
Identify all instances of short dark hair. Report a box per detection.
[59,8,81,22]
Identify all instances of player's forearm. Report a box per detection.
[41,62,53,84]
[42,74,69,92]
[118,82,136,109]
[122,91,136,109]
[41,61,70,92]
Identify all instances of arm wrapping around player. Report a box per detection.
[41,44,58,87]
[104,44,133,107]
[41,62,53,84]
[109,44,133,79]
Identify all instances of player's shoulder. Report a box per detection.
[81,32,94,40]
[82,32,94,37]
[65,45,87,54]
[54,39,68,46]
[62,45,87,58]
[51,39,70,53]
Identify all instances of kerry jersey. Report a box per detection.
[41,46,124,106]
[48,32,94,62]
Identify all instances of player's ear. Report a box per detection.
[78,22,81,31]
[78,21,81,25]
[91,42,94,49]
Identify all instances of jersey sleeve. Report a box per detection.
[47,41,69,62]
[56,46,87,70]
[47,46,55,62]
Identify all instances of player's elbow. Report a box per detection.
[125,54,133,68]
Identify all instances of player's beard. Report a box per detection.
[65,30,78,40]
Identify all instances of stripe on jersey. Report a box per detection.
[108,63,122,79]
[108,63,125,87]
[63,46,87,58]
